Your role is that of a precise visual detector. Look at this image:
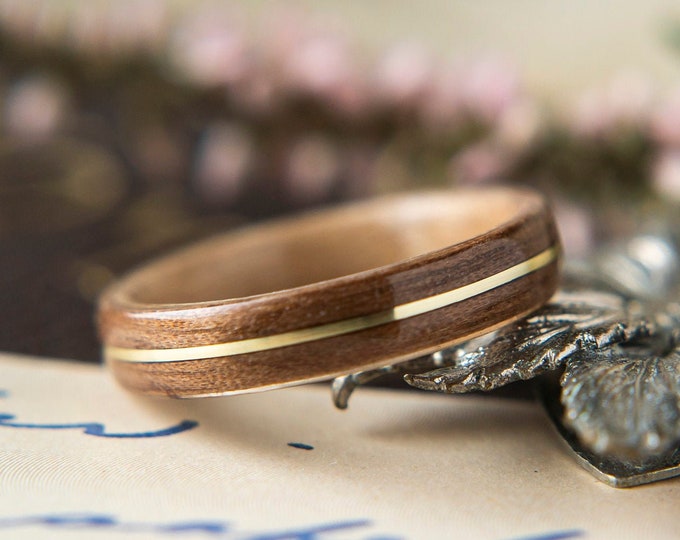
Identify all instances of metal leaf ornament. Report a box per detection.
[561,344,680,458]
[560,303,680,458]
[404,289,650,394]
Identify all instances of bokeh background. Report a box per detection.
[2,0,680,362]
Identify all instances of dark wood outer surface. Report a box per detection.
[100,188,561,397]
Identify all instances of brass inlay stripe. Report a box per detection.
[106,246,558,363]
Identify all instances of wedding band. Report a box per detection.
[99,188,561,397]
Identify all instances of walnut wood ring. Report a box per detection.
[99,188,561,398]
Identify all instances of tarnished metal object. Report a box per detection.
[332,353,453,409]
[403,289,650,395]
[539,375,680,488]
[561,344,680,458]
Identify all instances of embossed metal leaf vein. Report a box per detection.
[561,346,680,457]
[404,290,649,394]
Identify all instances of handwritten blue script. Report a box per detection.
[0,414,198,438]
[0,514,378,538]
[0,513,585,539]
[0,389,198,438]
[509,530,584,540]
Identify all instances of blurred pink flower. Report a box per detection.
[448,143,509,185]
[285,35,349,92]
[194,123,253,205]
[66,3,106,55]
[286,134,339,204]
[552,200,595,257]
[104,0,168,55]
[282,32,365,115]
[4,75,68,140]
[28,1,69,47]
[231,72,278,115]
[494,99,542,150]
[419,65,465,130]
[169,8,248,86]
[374,43,433,106]
[0,0,42,42]
[258,5,311,62]
[650,89,680,147]
[571,73,654,138]
[652,151,680,202]
[460,57,520,123]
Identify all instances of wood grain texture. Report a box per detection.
[98,188,561,397]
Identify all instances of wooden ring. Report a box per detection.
[99,188,561,397]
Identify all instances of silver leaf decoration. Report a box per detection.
[404,289,650,394]
[561,344,680,458]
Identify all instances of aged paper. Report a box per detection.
[0,352,678,539]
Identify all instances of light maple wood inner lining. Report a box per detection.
[121,190,534,305]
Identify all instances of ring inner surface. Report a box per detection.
[124,191,530,305]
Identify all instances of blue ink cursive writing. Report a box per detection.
[0,389,198,439]
[0,414,198,439]
[506,530,585,540]
[0,512,585,539]
[0,413,198,438]
[0,388,197,437]
[0,513,373,538]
